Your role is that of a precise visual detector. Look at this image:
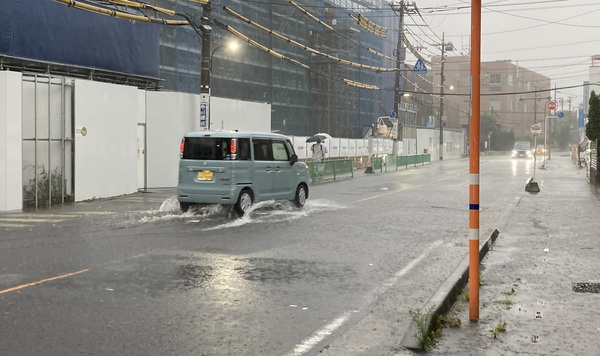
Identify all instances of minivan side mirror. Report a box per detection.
[290,154,298,165]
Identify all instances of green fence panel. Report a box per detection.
[308,159,354,182]
[333,159,354,179]
[398,156,407,168]
[372,157,383,173]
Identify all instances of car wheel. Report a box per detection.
[234,189,253,215]
[293,184,308,208]
[180,202,192,212]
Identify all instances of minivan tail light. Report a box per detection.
[180,138,185,153]
[230,138,237,160]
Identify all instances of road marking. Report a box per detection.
[0,269,89,295]
[285,239,444,355]
[0,218,65,223]
[285,311,353,356]
[350,185,418,204]
[0,212,115,227]
[0,252,152,295]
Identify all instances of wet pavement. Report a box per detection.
[2,154,599,355]
[425,153,600,355]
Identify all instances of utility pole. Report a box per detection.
[392,1,405,141]
[439,33,446,160]
[534,85,538,124]
[200,4,212,129]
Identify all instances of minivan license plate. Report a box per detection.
[197,171,213,181]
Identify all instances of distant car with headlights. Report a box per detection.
[512,141,532,158]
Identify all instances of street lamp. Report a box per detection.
[206,41,238,129]
[210,41,238,72]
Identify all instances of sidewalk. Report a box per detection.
[429,153,600,355]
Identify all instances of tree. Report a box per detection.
[586,90,600,141]
[553,112,578,149]
[480,112,515,151]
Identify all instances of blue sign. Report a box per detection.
[390,111,396,118]
[579,108,585,129]
[426,122,434,128]
[557,111,564,119]
[200,103,207,127]
[441,121,447,128]
[413,58,427,74]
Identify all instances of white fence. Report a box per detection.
[0,70,465,211]
[289,129,465,162]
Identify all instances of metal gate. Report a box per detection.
[22,75,74,209]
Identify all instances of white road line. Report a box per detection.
[285,239,444,355]
[285,311,353,356]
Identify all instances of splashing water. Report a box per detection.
[137,196,345,228]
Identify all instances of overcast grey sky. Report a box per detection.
[399,0,600,108]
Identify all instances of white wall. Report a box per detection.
[144,94,272,188]
[145,91,199,188]
[0,74,466,211]
[211,97,270,132]
[74,80,139,201]
[417,128,465,161]
[0,71,23,211]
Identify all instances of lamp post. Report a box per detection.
[210,42,238,72]
[206,41,238,130]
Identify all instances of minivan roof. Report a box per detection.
[184,130,290,139]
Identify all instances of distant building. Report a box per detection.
[589,55,600,100]
[427,56,552,139]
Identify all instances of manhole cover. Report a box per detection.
[572,282,600,293]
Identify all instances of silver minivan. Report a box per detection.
[177,131,309,215]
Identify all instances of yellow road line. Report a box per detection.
[0,252,152,295]
[0,218,65,223]
[0,269,89,295]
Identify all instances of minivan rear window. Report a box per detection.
[183,137,250,160]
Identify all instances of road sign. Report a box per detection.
[442,115,447,121]
[547,101,557,110]
[557,111,564,118]
[442,122,447,128]
[390,111,396,118]
[413,58,427,74]
[531,123,542,135]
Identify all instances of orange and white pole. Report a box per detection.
[469,0,481,321]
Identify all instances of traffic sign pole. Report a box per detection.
[542,116,558,169]
[527,123,543,192]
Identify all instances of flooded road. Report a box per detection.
[0,156,540,355]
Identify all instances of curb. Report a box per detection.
[400,229,500,350]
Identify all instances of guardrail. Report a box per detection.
[370,154,431,173]
[307,159,354,183]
